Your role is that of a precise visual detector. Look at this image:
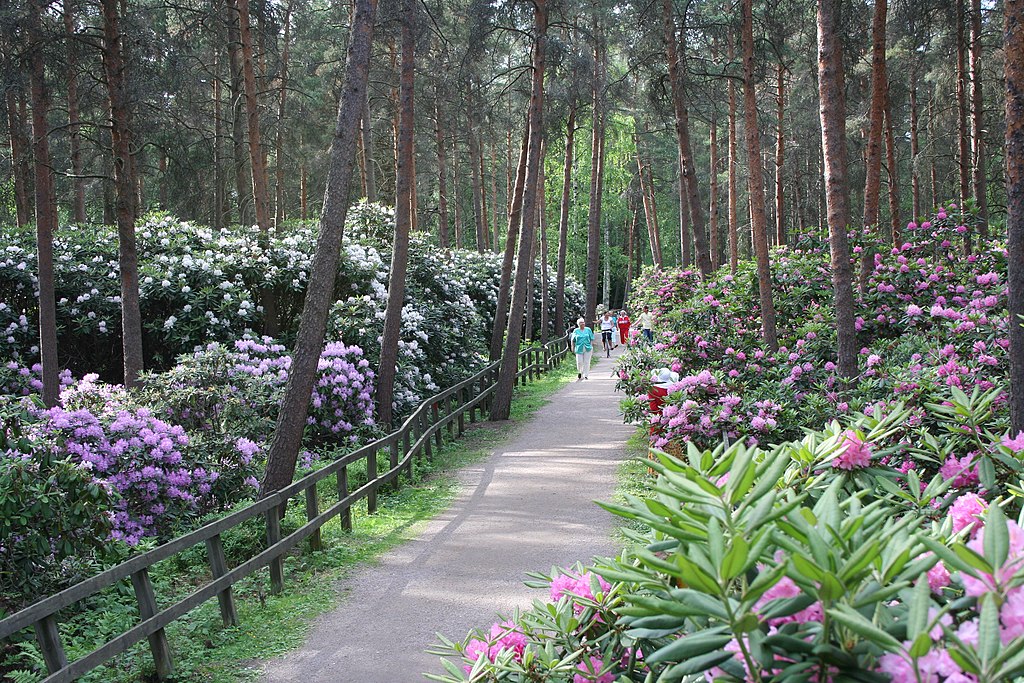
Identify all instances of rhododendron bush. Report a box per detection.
[617,205,1010,457]
[433,406,1024,682]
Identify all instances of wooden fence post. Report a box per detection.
[130,568,174,679]
[367,448,378,514]
[306,484,323,551]
[432,401,442,449]
[446,395,455,438]
[205,534,238,626]
[33,614,67,675]
[337,465,352,532]
[390,440,401,491]
[422,412,433,460]
[457,388,466,435]
[265,508,285,594]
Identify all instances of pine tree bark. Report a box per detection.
[678,151,691,266]
[709,107,720,268]
[862,0,887,285]
[6,91,32,228]
[554,104,575,336]
[469,110,487,253]
[727,31,739,275]
[225,0,252,226]
[64,0,86,223]
[970,0,988,233]
[661,0,711,276]
[956,0,972,249]
[585,29,605,323]
[818,0,858,379]
[27,0,59,407]
[741,0,778,351]
[909,64,922,220]
[214,50,227,229]
[539,145,549,344]
[274,1,292,227]
[361,95,377,202]
[233,0,272,240]
[453,132,463,248]
[635,136,662,268]
[775,60,785,246]
[884,97,900,245]
[491,0,547,422]
[435,95,450,248]
[624,206,637,302]
[260,0,377,494]
[489,124,529,361]
[101,0,144,388]
[1006,0,1024,434]
[490,141,500,251]
[376,0,414,429]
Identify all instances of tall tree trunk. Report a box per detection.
[490,141,500,251]
[376,0,414,429]
[491,0,546,422]
[101,0,144,388]
[727,30,739,275]
[435,96,450,249]
[970,0,988,233]
[225,0,252,226]
[775,59,785,246]
[274,1,292,227]
[584,30,605,323]
[453,133,463,248]
[635,138,662,268]
[214,50,227,229]
[539,145,549,344]
[27,0,59,407]
[1006,0,1024,434]
[478,134,490,249]
[261,0,377,494]
[234,0,271,240]
[300,155,307,220]
[861,0,887,288]
[818,0,858,379]
[361,95,377,202]
[468,111,487,253]
[909,64,922,220]
[525,227,537,340]
[6,91,32,228]
[554,104,575,336]
[709,107,720,268]
[661,0,711,276]
[624,206,637,303]
[64,0,86,223]
[489,124,529,361]
[884,97,900,245]
[956,0,972,250]
[742,0,778,351]
[678,152,691,266]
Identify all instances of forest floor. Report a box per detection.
[256,347,634,682]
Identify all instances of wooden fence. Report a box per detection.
[0,335,571,682]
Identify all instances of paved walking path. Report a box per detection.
[259,347,633,682]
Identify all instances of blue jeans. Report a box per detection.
[643,329,653,343]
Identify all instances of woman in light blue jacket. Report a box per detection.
[570,317,594,380]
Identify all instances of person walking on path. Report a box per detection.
[571,317,594,380]
[598,312,615,357]
[617,309,631,346]
[639,306,654,343]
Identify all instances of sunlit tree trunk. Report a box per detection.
[377,0,415,429]
[274,1,292,227]
[709,108,720,268]
[861,0,887,288]
[775,60,785,247]
[956,0,972,251]
[539,146,549,344]
[435,95,450,249]
[260,0,378,495]
[585,27,605,324]
[554,104,575,336]
[970,0,988,234]
[6,91,31,228]
[491,0,547,421]
[727,30,739,275]
[884,98,900,245]
[28,0,59,407]
[101,0,144,388]
[678,151,690,266]
[818,0,858,379]
[490,124,529,361]
[1006,0,1024,434]
[624,206,637,302]
[742,0,778,351]
[661,0,710,276]
[225,0,252,226]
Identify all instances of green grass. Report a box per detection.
[15,357,581,683]
[610,427,656,544]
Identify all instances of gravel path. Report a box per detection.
[259,348,633,682]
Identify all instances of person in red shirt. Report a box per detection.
[617,309,631,345]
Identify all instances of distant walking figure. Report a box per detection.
[571,317,594,380]
[599,311,615,357]
[639,306,654,343]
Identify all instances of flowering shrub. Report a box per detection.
[434,402,1024,682]
[619,203,1009,454]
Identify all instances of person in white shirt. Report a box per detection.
[599,311,614,357]
[638,306,654,343]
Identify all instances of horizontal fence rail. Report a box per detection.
[0,334,571,682]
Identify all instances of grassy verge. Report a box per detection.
[609,427,656,545]
[10,358,580,683]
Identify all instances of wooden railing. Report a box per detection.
[0,334,571,682]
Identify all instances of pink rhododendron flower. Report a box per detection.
[833,430,872,470]
[574,656,614,683]
[1002,431,1024,453]
[949,493,987,536]
[1001,587,1024,642]
[927,560,951,593]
